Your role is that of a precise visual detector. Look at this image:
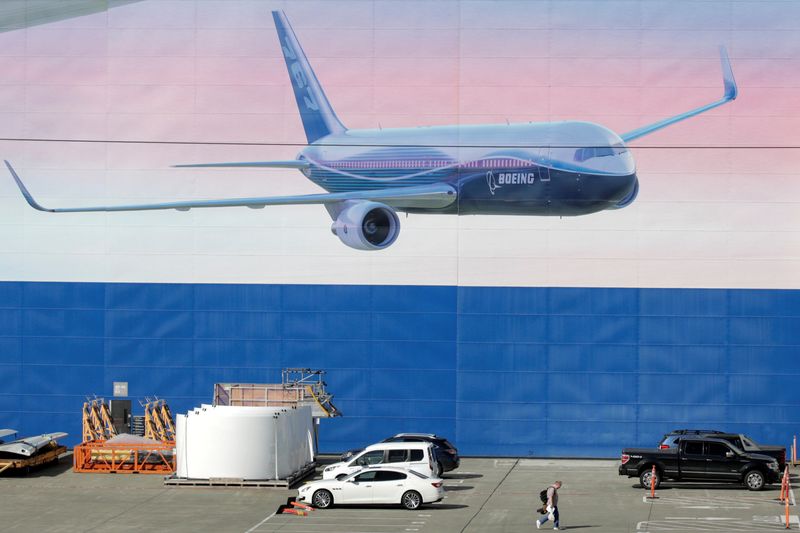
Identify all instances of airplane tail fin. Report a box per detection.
[272,10,346,143]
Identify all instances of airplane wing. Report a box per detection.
[0,429,16,440]
[38,432,68,442]
[620,46,738,143]
[0,0,143,34]
[0,432,68,457]
[173,160,311,169]
[5,161,457,213]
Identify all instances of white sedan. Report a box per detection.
[297,466,444,510]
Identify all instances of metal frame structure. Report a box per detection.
[142,398,175,442]
[81,398,117,442]
[213,368,340,418]
[73,441,175,474]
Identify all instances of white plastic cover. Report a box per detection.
[175,405,314,480]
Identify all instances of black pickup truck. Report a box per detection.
[659,430,787,470]
[619,437,781,491]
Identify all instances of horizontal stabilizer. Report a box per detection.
[0,429,16,440]
[621,46,738,143]
[173,160,310,169]
[6,160,456,213]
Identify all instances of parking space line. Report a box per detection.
[244,511,276,533]
[292,517,418,521]
[642,494,774,510]
[638,516,790,531]
[250,524,412,533]
[254,527,420,533]
[250,508,428,533]
[279,521,419,525]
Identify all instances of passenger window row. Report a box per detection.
[684,441,734,457]
[355,470,408,482]
[357,448,424,466]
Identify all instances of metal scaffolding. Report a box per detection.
[214,368,341,418]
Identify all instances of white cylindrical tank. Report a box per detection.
[175,404,314,480]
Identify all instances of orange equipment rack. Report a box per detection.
[73,440,175,474]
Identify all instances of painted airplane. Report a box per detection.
[7,10,738,251]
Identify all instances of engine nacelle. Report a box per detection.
[331,202,400,251]
[611,178,639,209]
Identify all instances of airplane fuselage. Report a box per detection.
[300,120,639,216]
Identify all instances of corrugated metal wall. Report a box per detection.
[1,281,798,456]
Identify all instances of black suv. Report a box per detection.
[381,433,459,475]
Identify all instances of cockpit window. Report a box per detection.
[574,144,628,162]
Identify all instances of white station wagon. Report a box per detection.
[323,441,436,480]
[297,466,444,510]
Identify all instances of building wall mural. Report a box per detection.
[0,0,798,455]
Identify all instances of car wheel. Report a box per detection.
[435,461,444,477]
[312,489,333,509]
[639,468,660,490]
[744,470,765,491]
[401,490,422,510]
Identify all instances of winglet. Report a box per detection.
[620,47,738,143]
[720,45,737,101]
[5,160,52,212]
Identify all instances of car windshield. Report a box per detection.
[727,442,745,454]
[353,450,384,466]
[742,435,759,448]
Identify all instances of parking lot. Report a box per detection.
[0,456,796,532]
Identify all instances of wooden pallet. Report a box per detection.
[164,461,316,488]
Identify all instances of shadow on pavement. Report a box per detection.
[632,482,780,492]
[0,455,72,478]
[444,473,483,480]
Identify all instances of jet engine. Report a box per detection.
[611,178,639,209]
[331,201,400,251]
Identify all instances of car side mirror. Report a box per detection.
[725,451,734,458]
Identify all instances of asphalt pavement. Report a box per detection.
[0,454,796,532]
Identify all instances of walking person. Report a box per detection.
[536,480,562,530]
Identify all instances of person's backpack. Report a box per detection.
[539,488,548,503]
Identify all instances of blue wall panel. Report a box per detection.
[0,281,798,457]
